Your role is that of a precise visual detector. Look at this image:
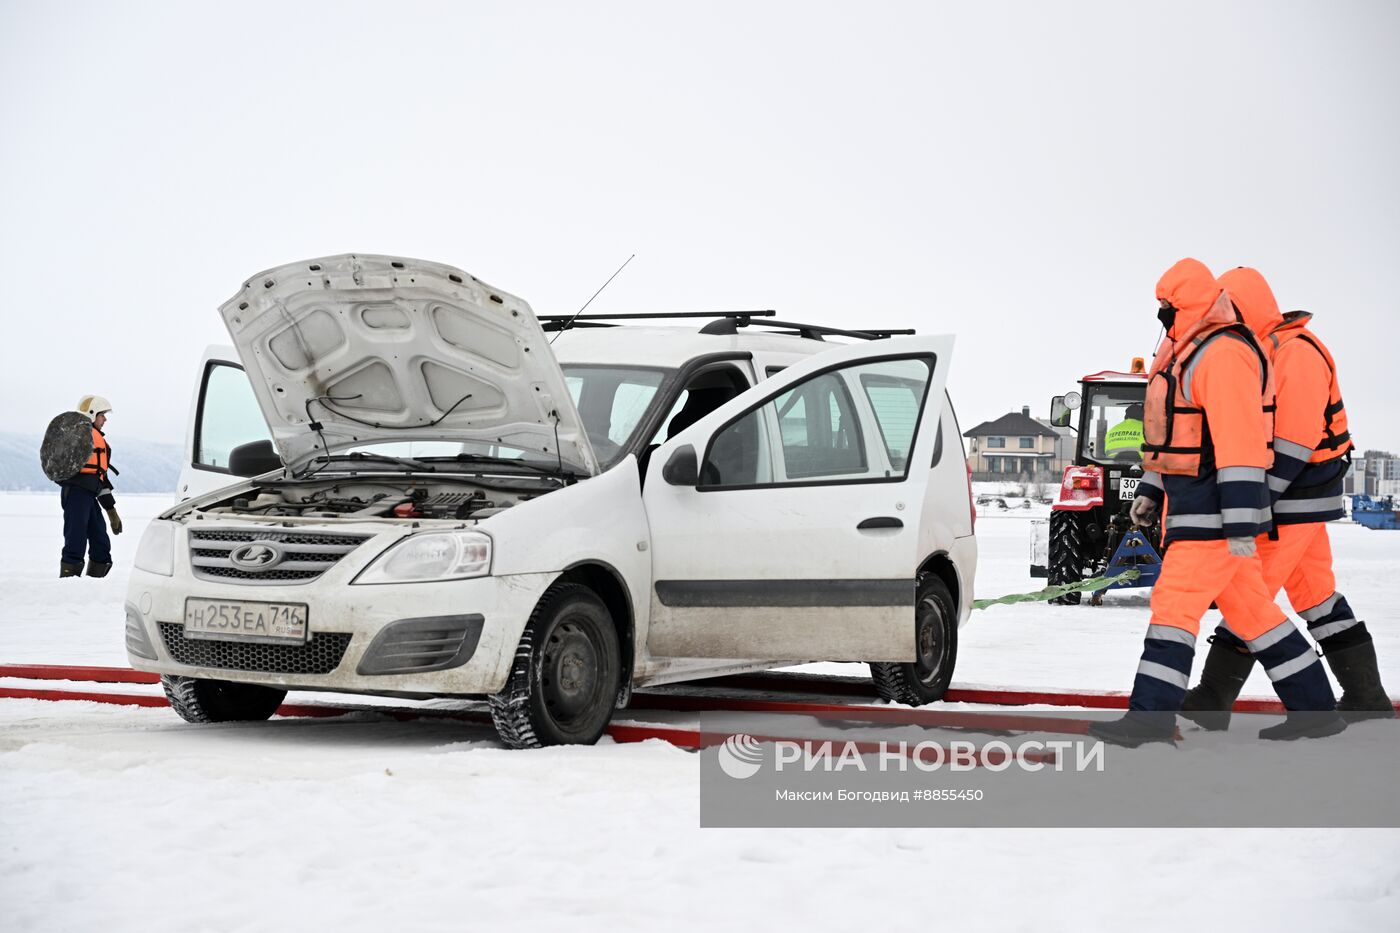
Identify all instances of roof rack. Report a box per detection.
[539,310,775,332]
[538,309,915,341]
[705,317,915,341]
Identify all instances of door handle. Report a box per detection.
[857,517,903,530]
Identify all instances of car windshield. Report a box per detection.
[325,366,676,473]
[1082,385,1145,465]
[560,365,674,468]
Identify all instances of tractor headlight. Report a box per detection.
[352,530,492,584]
[133,520,176,577]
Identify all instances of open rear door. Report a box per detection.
[175,346,273,501]
[641,336,953,661]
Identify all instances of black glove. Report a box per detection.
[106,507,123,535]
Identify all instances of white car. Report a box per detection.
[125,254,977,747]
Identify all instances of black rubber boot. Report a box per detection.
[1258,711,1348,741]
[60,562,83,578]
[1180,632,1254,731]
[1087,712,1177,748]
[86,560,113,578]
[1324,641,1397,721]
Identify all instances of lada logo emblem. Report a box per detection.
[229,542,284,571]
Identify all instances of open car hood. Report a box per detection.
[219,254,597,475]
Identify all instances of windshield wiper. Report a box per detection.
[308,452,434,472]
[421,453,578,480]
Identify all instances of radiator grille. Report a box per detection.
[188,528,371,585]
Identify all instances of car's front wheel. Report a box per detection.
[870,575,958,706]
[161,675,286,723]
[489,583,621,749]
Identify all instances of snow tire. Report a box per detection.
[160,675,286,723]
[489,582,621,749]
[870,575,958,706]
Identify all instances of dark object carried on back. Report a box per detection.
[40,411,95,483]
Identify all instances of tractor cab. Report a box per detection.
[1052,367,1149,501]
[1033,360,1162,604]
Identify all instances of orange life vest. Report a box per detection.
[1267,313,1351,463]
[79,427,110,479]
[1141,293,1274,476]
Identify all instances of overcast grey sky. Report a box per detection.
[2,0,1396,451]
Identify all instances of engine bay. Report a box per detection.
[191,475,563,522]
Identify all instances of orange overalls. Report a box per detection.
[1123,259,1336,713]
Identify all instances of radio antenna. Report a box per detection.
[550,253,635,344]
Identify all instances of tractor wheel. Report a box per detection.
[1048,511,1088,605]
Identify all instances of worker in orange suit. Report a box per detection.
[1088,258,1344,747]
[1180,267,1393,727]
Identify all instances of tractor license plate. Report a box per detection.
[184,598,308,645]
[1118,477,1140,500]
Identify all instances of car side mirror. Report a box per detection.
[228,439,282,477]
[661,444,699,487]
[1049,396,1071,428]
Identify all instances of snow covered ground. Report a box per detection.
[2,491,1398,931]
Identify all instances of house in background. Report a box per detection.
[964,406,1069,482]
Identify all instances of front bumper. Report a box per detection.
[125,565,556,696]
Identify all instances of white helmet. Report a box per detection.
[76,395,113,421]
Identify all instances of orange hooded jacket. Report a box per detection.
[1217,267,1350,524]
[1137,259,1275,543]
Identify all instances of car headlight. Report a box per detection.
[134,520,176,576]
[352,530,492,585]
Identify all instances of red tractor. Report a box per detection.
[1037,361,1163,604]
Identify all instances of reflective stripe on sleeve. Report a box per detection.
[1140,472,1163,490]
[1165,513,1223,530]
[1217,466,1266,483]
[1267,474,1292,493]
[1220,507,1271,526]
[1137,660,1190,690]
[1273,437,1314,461]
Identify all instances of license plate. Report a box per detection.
[184,598,308,645]
[1119,477,1140,500]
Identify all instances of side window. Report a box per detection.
[195,363,271,470]
[703,355,933,489]
[859,361,931,471]
[775,373,866,479]
[646,365,751,447]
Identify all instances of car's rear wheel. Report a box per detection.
[161,675,286,723]
[870,575,958,706]
[489,583,621,749]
